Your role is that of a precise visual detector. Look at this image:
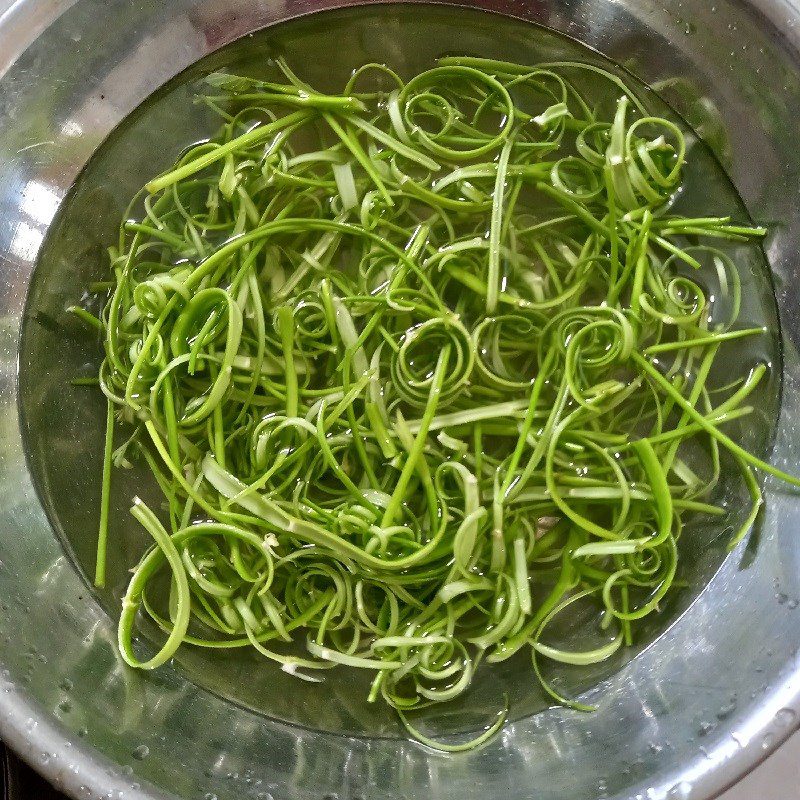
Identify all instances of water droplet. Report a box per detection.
[789,599,798,609]
[762,732,775,750]
[776,592,788,605]
[132,745,149,760]
[717,699,737,720]
[698,720,716,736]
[58,700,72,713]
[667,782,691,800]
[78,728,88,738]
[683,22,696,34]
[60,678,73,692]
[648,741,663,754]
[39,752,50,766]
[204,794,218,800]
[775,708,797,727]
[120,765,133,776]
[255,793,273,800]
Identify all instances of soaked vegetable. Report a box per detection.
[76,55,797,749]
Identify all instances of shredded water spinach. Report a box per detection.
[77,55,794,750]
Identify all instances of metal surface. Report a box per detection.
[1,742,66,799]
[1,1,800,799]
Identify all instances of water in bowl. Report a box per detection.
[18,3,781,739]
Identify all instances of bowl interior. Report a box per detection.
[18,3,781,738]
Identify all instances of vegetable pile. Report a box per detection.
[79,56,797,748]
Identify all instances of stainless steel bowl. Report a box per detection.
[2,2,800,799]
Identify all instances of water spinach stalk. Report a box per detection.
[75,55,791,750]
